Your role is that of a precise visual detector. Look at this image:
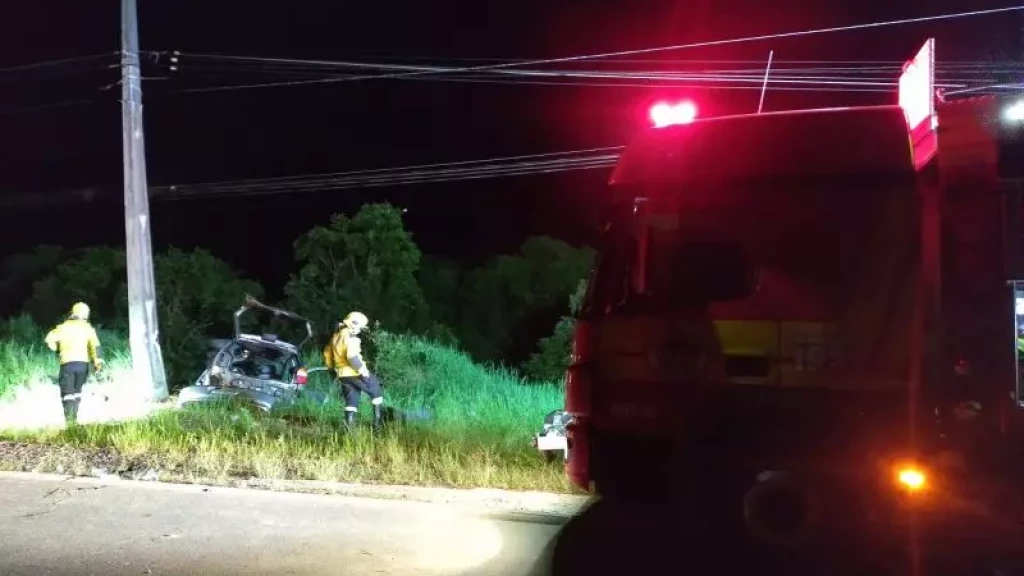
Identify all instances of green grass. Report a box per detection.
[0,315,572,492]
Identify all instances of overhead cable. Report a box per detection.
[155,151,621,200]
[0,53,116,74]
[153,6,1023,93]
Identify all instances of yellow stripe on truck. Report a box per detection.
[593,315,854,388]
[713,320,779,385]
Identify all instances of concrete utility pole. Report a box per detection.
[121,0,168,401]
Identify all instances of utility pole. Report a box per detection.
[121,0,168,401]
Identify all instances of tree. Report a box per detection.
[456,236,594,363]
[155,248,265,388]
[285,203,430,341]
[417,254,464,339]
[522,279,588,382]
[0,246,66,319]
[22,245,263,390]
[25,246,129,328]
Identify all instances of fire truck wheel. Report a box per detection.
[548,498,674,575]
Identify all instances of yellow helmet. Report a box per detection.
[343,311,369,332]
[70,302,90,320]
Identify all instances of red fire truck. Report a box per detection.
[559,38,1024,564]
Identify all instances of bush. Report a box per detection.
[369,330,562,436]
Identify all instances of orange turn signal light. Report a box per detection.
[896,466,927,491]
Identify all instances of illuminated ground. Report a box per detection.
[0,473,564,575]
[0,375,161,430]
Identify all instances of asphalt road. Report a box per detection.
[0,474,565,576]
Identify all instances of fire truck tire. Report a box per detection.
[741,474,821,550]
[548,498,675,575]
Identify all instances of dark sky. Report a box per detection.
[0,0,1019,293]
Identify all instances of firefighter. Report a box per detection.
[324,311,384,430]
[44,302,104,424]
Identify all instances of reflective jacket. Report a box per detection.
[45,319,102,366]
[324,327,365,378]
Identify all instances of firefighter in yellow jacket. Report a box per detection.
[324,311,384,430]
[44,302,104,424]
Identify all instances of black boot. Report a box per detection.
[372,404,383,433]
[345,410,356,428]
[62,399,79,426]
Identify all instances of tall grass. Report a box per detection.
[0,316,571,491]
[0,315,135,407]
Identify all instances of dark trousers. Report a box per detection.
[338,375,383,410]
[58,361,89,423]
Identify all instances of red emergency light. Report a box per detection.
[650,101,697,128]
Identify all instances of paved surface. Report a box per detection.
[0,474,565,576]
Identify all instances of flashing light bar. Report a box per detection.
[650,101,697,128]
[1005,99,1024,124]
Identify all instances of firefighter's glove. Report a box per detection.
[93,359,105,373]
[358,366,370,379]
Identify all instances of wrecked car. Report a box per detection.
[177,297,328,412]
[532,409,570,462]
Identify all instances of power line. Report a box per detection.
[160,60,981,95]
[173,52,1019,77]
[158,159,617,201]
[172,56,978,88]
[345,55,1024,66]
[156,6,1023,93]
[0,53,116,74]
[155,150,622,200]
[163,146,623,188]
[276,75,900,92]
[942,82,1024,97]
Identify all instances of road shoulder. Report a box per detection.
[0,470,590,520]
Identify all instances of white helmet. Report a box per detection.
[70,302,91,320]
[343,311,369,333]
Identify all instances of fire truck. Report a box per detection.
[558,38,1024,566]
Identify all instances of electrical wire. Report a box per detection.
[156,48,1014,94]
[941,82,1024,98]
[167,57,979,89]
[171,51,1017,78]
[168,147,624,188]
[267,75,901,92]
[157,160,617,201]
[157,61,978,95]
[152,6,1024,93]
[0,53,117,74]
[343,55,1024,66]
[156,150,622,200]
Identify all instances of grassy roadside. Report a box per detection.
[0,317,573,493]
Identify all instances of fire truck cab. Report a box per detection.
[560,38,1024,563]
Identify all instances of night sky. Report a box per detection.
[0,0,1020,296]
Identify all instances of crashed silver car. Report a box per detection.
[177,297,327,412]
